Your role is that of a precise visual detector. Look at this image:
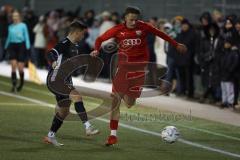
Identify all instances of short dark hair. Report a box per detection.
[69,20,87,33]
[124,6,141,15]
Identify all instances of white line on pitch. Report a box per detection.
[0,102,44,106]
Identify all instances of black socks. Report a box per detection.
[50,113,63,133]
[74,101,88,123]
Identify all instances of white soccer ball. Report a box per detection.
[161,126,180,143]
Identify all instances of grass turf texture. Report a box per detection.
[0,75,240,160]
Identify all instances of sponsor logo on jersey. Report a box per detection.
[136,30,142,36]
[120,32,125,36]
[122,38,142,46]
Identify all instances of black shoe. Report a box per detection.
[11,86,17,93]
[220,103,227,109]
[17,85,23,92]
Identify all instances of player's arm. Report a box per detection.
[47,44,64,69]
[145,23,187,53]
[90,26,118,57]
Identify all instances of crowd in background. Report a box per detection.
[0,5,239,109]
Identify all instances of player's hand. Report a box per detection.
[52,61,58,69]
[176,43,187,54]
[90,50,99,57]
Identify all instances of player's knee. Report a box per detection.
[72,95,82,102]
[125,101,135,108]
[70,90,82,102]
[57,109,70,119]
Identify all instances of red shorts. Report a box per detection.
[112,54,148,98]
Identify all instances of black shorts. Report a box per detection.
[47,70,75,106]
[8,42,27,62]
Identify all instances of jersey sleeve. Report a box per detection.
[94,26,119,51]
[47,43,65,63]
[144,22,178,48]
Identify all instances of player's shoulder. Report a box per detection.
[137,20,152,30]
[59,38,71,45]
[137,20,147,26]
[56,38,71,48]
[52,38,70,53]
[19,22,28,28]
[111,23,125,31]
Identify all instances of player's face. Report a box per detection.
[125,13,139,29]
[75,29,86,42]
[12,12,21,23]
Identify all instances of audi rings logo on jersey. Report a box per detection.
[122,38,142,46]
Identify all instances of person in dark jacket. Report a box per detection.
[221,18,239,106]
[146,17,158,86]
[198,23,221,103]
[174,19,196,98]
[234,18,240,106]
[219,37,239,109]
[0,7,9,61]
[199,12,213,39]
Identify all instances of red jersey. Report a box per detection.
[95,20,178,61]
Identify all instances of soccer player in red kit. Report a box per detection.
[91,7,187,146]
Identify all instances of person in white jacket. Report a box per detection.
[33,15,47,68]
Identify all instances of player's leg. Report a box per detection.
[9,44,18,92]
[44,98,71,146]
[69,89,99,136]
[16,43,27,92]
[123,94,136,108]
[16,62,25,92]
[10,59,17,92]
[106,92,122,146]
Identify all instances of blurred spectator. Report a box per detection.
[22,7,38,46]
[174,19,196,98]
[84,9,95,27]
[86,19,100,49]
[99,11,116,78]
[163,22,178,93]
[111,12,121,24]
[235,18,240,106]
[219,36,239,109]
[99,11,115,39]
[221,18,239,106]
[45,11,59,63]
[0,6,9,61]
[199,12,212,38]
[33,15,47,68]
[212,10,224,29]
[235,18,240,47]
[57,16,71,40]
[154,19,167,67]
[172,16,183,34]
[146,17,158,86]
[5,10,30,92]
[198,23,221,103]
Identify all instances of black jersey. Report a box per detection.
[47,37,78,96]
[48,37,79,70]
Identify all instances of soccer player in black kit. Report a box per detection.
[44,21,99,146]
